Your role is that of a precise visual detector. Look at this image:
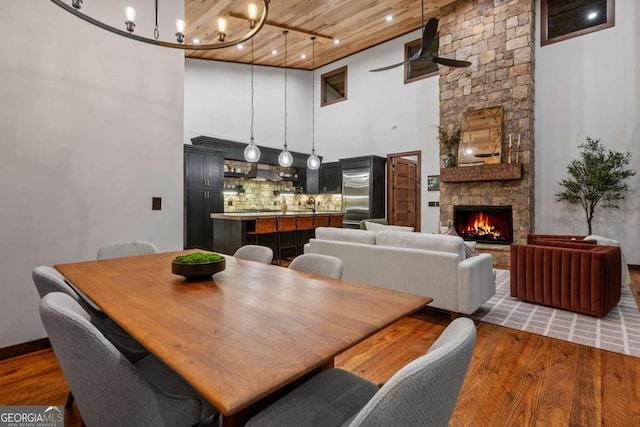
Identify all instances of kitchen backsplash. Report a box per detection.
[223,160,342,212]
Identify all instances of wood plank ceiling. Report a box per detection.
[185,0,458,70]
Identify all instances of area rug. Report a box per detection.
[471,269,640,357]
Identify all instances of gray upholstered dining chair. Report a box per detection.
[288,253,344,279]
[246,317,476,427]
[32,266,149,362]
[96,240,159,260]
[40,292,218,427]
[234,245,274,264]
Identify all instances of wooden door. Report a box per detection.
[390,157,417,228]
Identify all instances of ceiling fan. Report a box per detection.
[369,1,471,72]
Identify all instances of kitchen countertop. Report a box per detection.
[211,211,342,220]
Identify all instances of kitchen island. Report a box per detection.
[210,211,343,256]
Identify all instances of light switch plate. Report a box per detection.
[152,197,161,211]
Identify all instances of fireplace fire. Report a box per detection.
[453,205,513,245]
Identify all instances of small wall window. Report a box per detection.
[321,66,347,107]
[404,36,439,84]
[541,0,614,46]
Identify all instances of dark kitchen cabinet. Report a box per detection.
[303,168,318,194]
[184,145,224,250]
[185,189,223,250]
[190,136,321,196]
[185,150,224,189]
[319,162,342,194]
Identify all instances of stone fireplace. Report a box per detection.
[454,205,513,245]
[438,0,535,268]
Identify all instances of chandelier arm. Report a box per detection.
[49,0,269,50]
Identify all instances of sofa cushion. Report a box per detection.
[375,231,466,261]
[315,227,377,245]
[364,221,414,232]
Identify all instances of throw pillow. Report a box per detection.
[464,243,479,258]
[443,227,458,236]
[442,228,478,257]
[364,221,414,232]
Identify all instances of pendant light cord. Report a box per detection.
[311,37,316,154]
[154,0,159,41]
[250,37,255,140]
[283,31,288,151]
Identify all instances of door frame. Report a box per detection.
[386,151,421,232]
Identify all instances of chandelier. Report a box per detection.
[49,0,270,50]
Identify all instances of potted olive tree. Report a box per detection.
[555,137,635,234]
[438,124,462,168]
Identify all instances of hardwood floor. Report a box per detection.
[2,269,639,426]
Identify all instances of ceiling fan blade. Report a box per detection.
[432,56,472,68]
[421,18,439,51]
[369,59,411,72]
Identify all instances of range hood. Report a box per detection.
[244,164,283,181]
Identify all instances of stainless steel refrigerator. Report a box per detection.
[342,168,371,228]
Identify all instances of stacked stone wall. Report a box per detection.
[438,0,535,263]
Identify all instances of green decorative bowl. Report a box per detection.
[171,253,226,281]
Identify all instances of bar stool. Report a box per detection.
[312,214,330,238]
[330,214,344,228]
[277,216,298,263]
[246,217,278,264]
[295,216,314,255]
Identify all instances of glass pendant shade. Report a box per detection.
[245,38,261,163]
[278,148,293,167]
[306,36,321,171]
[279,31,294,168]
[244,138,261,162]
[307,150,320,170]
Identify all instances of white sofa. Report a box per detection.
[305,227,496,315]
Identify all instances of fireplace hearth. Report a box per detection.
[454,205,513,245]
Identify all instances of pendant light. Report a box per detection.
[278,30,294,168]
[306,36,321,170]
[244,37,261,163]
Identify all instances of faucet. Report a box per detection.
[306,196,316,213]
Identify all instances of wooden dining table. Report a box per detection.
[55,250,431,425]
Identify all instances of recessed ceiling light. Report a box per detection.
[333,39,340,45]
[272,49,278,55]
[386,15,393,22]
[587,11,598,20]
[237,44,244,50]
[301,54,306,59]
[192,38,201,44]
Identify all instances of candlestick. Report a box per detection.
[508,134,512,163]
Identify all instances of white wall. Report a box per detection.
[314,30,442,233]
[185,59,313,149]
[185,29,442,233]
[535,0,640,263]
[0,1,185,347]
